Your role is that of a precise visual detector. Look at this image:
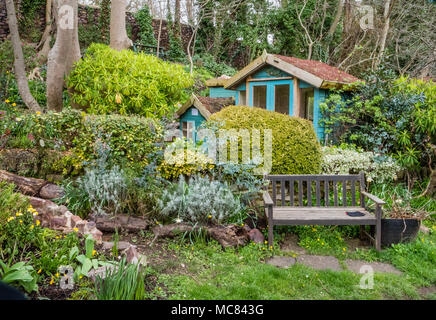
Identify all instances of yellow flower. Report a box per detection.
[36,220,41,226]
[79,275,83,279]
[264,240,268,244]
[49,278,54,285]
[16,212,22,216]
[7,217,15,222]
[33,212,38,216]
[36,111,41,115]
[30,225,34,230]
[73,227,78,232]
[5,99,9,103]
[12,103,16,107]
[37,269,42,274]
[208,215,212,219]
[56,273,59,278]
[19,220,23,224]
[343,248,346,251]
[92,250,96,257]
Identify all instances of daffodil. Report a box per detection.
[36,220,40,226]
[92,250,96,257]
[12,103,16,107]
[5,99,9,103]
[37,269,42,274]
[7,217,15,222]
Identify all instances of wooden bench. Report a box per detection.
[263,172,385,251]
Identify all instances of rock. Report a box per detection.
[95,214,149,233]
[420,225,430,234]
[87,265,116,282]
[101,241,132,251]
[248,228,265,244]
[152,223,197,238]
[207,225,250,248]
[70,215,82,227]
[266,256,296,268]
[124,246,146,265]
[39,183,65,200]
[85,228,103,243]
[296,255,342,271]
[50,216,67,228]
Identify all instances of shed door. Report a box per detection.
[182,121,195,141]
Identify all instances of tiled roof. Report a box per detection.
[273,54,360,84]
[197,96,234,114]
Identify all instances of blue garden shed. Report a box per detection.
[177,51,359,142]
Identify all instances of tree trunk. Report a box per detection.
[110,0,133,51]
[46,0,80,111]
[375,0,395,68]
[174,0,181,38]
[5,0,41,112]
[36,0,53,64]
[0,169,64,199]
[328,0,344,37]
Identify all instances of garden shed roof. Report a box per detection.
[224,50,361,90]
[176,95,234,119]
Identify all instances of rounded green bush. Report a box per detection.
[67,43,193,117]
[209,106,322,174]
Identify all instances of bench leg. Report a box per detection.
[359,225,365,240]
[267,206,273,246]
[375,220,381,251]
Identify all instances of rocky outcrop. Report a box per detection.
[29,196,102,243]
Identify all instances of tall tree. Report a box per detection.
[110,0,133,51]
[5,0,41,112]
[46,0,81,111]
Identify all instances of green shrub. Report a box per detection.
[321,145,401,184]
[157,175,243,225]
[158,138,215,180]
[0,182,28,226]
[2,108,164,174]
[67,44,193,117]
[209,106,322,174]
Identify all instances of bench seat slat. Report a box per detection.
[272,207,376,225]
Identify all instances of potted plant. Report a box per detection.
[380,193,428,247]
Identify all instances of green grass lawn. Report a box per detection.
[152,226,436,300]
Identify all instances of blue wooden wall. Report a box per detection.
[179,107,206,141]
[209,87,237,99]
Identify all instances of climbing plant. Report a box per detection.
[135,5,156,46]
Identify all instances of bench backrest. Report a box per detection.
[265,172,366,207]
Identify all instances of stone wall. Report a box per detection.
[0,1,193,52]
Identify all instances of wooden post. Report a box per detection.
[293,78,300,117]
[268,205,274,246]
[375,204,382,251]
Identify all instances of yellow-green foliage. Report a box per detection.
[209,106,322,174]
[67,43,193,117]
[158,149,215,180]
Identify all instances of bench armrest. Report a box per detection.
[361,191,386,205]
[263,191,274,207]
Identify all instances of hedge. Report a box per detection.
[2,109,164,177]
[209,106,322,174]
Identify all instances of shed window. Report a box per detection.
[191,108,198,116]
[300,88,314,121]
[274,84,290,114]
[239,91,246,105]
[182,121,195,140]
[253,85,267,108]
